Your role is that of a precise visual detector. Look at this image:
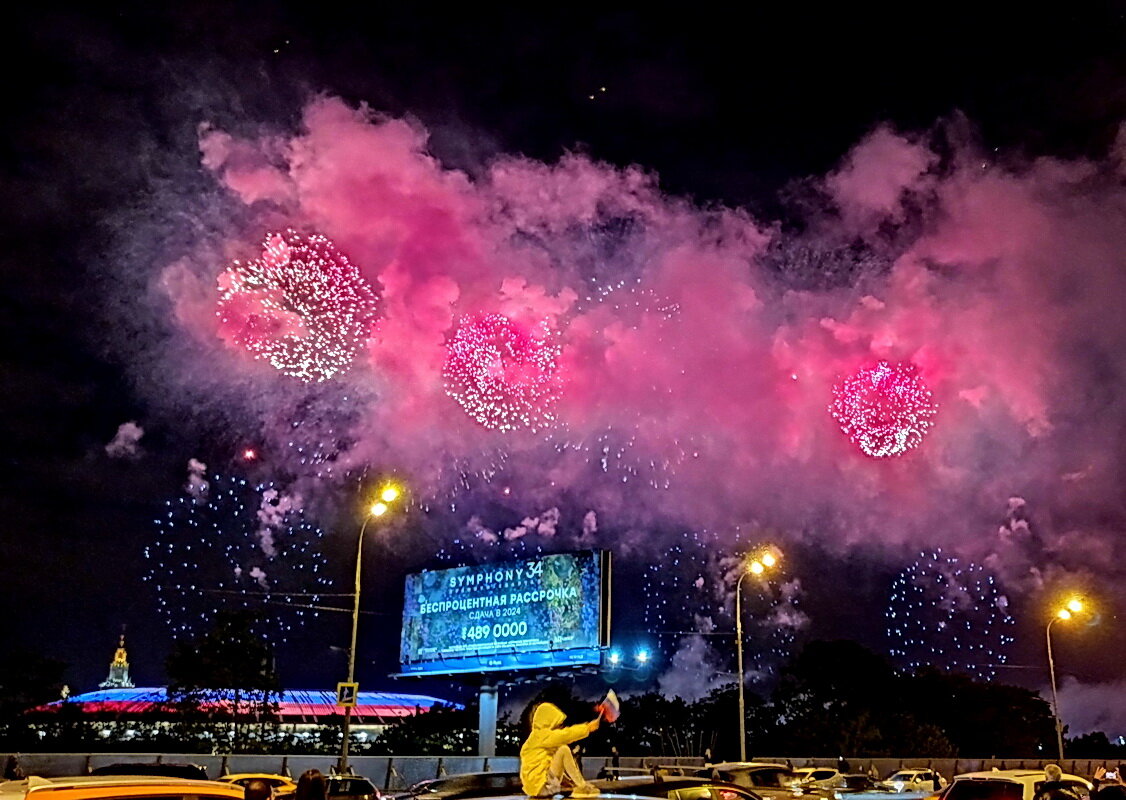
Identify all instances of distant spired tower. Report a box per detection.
[99,633,134,689]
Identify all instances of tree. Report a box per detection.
[767,640,919,755]
[0,650,68,751]
[906,669,1055,756]
[372,702,520,755]
[165,610,281,752]
[1068,731,1126,759]
[609,693,706,757]
[759,641,1051,757]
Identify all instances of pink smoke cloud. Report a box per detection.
[141,97,1126,625]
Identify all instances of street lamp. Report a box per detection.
[735,546,782,761]
[339,484,402,773]
[1046,596,1084,763]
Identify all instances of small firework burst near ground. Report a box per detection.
[831,360,938,457]
[886,549,1015,680]
[216,230,378,383]
[443,313,562,432]
[144,473,332,641]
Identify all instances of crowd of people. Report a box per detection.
[1034,764,1126,800]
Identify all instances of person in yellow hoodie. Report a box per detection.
[519,701,602,797]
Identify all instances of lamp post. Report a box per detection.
[339,485,401,774]
[736,548,780,761]
[1045,597,1084,763]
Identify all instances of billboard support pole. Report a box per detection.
[478,684,498,756]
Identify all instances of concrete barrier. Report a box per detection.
[0,753,522,785]
[4,753,1119,783]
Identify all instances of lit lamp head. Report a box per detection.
[370,502,389,517]
[380,485,401,503]
[1067,598,1083,613]
[761,552,777,568]
[1056,608,1072,621]
[749,560,765,575]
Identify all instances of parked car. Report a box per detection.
[390,773,522,800]
[880,771,946,793]
[943,771,1091,800]
[834,775,884,796]
[593,775,767,800]
[327,775,381,800]
[219,773,298,798]
[88,764,210,781]
[791,770,846,791]
[697,763,809,800]
[0,775,243,800]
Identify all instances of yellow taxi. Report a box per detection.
[0,775,247,800]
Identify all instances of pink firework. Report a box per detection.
[216,230,378,383]
[443,313,562,432]
[830,360,938,457]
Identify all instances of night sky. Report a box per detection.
[4,4,1126,729]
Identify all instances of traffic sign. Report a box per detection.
[336,681,359,707]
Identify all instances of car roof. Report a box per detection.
[418,773,519,783]
[221,774,295,782]
[707,764,790,771]
[954,771,1086,780]
[484,794,755,800]
[595,778,752,789]
[0,776,244,797]
[952,771,1090,789]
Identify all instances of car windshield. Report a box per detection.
[889,774,917,782]
[946,781,1023,800]
[794,771,815,778]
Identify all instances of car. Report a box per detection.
[697,763,813,800]
[791,770,845,791]
[834,775,884,796]
[943,771,1092,800]
[389,773,522,800]
[0,775,245,800]
[87,764,210,781]
[880,771,946,794]
[592,775,767,800]
[327,775,381,800]
[219,774,299,798]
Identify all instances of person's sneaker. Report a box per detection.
[571,784,600,798]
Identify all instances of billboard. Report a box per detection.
[399,551,609,676]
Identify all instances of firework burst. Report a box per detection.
[886,549,1015,680]
[443,313,562,432]
[830,360,938,457]
[216,229,378,383]
[144,472,332,641]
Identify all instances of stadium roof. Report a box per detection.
[33,688,457,723]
